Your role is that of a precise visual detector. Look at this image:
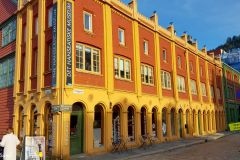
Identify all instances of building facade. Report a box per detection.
[222,63,240,125]
[14,0,225,158]
[0,0,17,138]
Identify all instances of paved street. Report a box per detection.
[130,133,240,160]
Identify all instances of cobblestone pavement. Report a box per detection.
[130,133,240,160]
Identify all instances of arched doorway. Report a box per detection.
[198,110,201,135]
[141,107,147,136]
[212,111,215,131]
[178,109,183,138]
[186,110,190,135]
[162,108,167,137]
[30,104,38,136]
[112,105,121,143]
[192,110,196,134]
[127,106,135,142]
[207,111,211,132]
[18,106,24,141]
[93,104,104,148]
[70,102,85,155]
[44,103,53,154]
[203,111,207,132]
[170,108,176,136]
[152,107,157,137]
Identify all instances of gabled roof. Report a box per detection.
[0,0,17,24]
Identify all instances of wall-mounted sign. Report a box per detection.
[52,3,57,87]
[66,1,72,86]
[44,89,52,95]
[229,122,240,131]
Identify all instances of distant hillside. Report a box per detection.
[216,35,240,52]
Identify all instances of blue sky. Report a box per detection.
[122,0,240,50]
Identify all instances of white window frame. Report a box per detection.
[2,20,16,47]
[141,64,154,85]
[162,49,167,62]
[210,85,214,98]
[76,43,101,74]
[34,16,38,35]
[201,82,207,96]
[118,28,125,45]
[161,70,171,90]
[216,88,221,100]
[114,56,131,80]
[177,75,186,92]
[48,7,53,28]
[190,79,197,95]
[143,40,148,55]
[83,11,93,32]
[177,56,181,69]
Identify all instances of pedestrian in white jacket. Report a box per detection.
[0,128,20,160]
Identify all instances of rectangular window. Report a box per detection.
[177,56,181,69]
[201,82,207,96]
[2,20,16,46]
[83,11,92,32]
[48,7,53,28]
[210,85,214,98]
[34,16,38,35]
[162,49,167,62]
[48,43,52,71]
[76,43,100,74]
[161,70,171,89]
[217,88,221,100]
[190,79,197,95]
[190,62,193,73]
[0,56,15,89]
[118,28,125,45]
[143,40,148,55]
[141,64,154,85]
[200,66,203,76]
[33,49,38,76]
[114,56,131,80]
[177,75,185,92]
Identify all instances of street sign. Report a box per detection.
[229,122,240,131]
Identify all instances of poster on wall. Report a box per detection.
[21,136,46,160]
[52,3,57,87]
[66,1,72,86]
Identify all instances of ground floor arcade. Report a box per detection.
[13,89,226,159]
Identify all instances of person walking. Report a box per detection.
[0,128,20,160]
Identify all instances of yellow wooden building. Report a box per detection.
[13,0,226,159]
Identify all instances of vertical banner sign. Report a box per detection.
[52,3,57,87]
[66,1,72,86]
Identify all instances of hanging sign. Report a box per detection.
[52,3,57,87]
[66,1,72,86]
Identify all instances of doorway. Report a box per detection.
[70,103,84,155]
[178,109,183,138]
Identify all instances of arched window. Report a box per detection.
[18,106,24,140]
[127,106,135,141]
[171,108,176,136]
[141,107,147,136]
[30,105,38,136]
[198,111,201,135]
[152,108,157,137]
[207,111,211,131]
[94,104,104,148]
[178,109,183,138]
[186,110,190,134]
[192,110,196,134]
[162,108,167,137]
[203,111,207,132]
[45,103,53,153]
[112,105,121,143]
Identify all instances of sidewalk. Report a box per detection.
[71,131,236,160]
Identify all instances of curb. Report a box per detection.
[119,132,236,160]
[120,140,205,160]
